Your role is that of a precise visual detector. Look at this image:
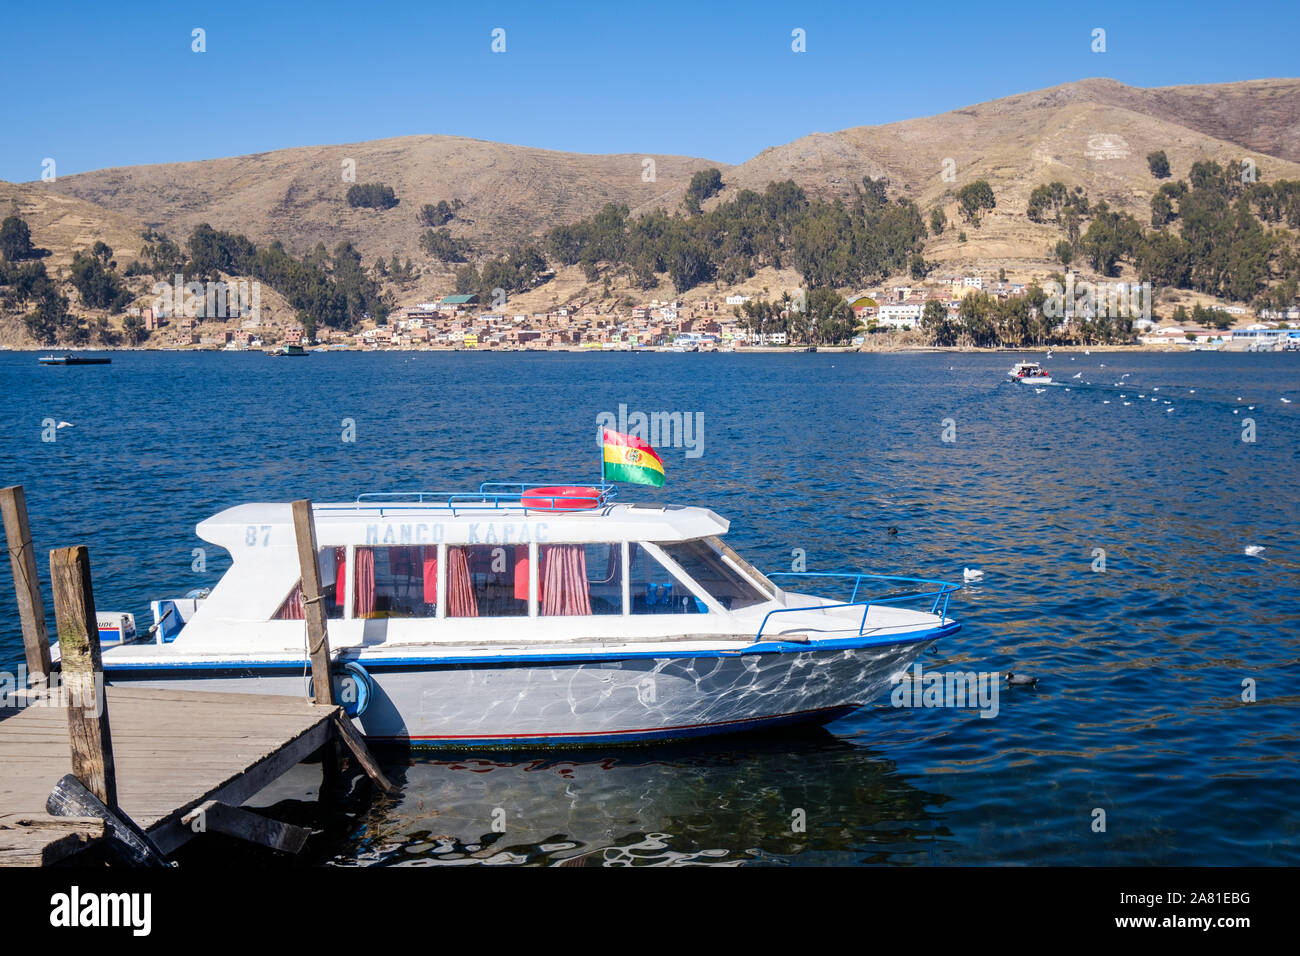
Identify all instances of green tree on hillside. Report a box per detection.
[0,216,37,261]
[957,180,996,224]
[346,182,399,209]
[685,169,724,213]
[1147,150,1171,179]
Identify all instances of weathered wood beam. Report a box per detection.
[291,499,335,706]
[1,486,51,685]
[180,800,312,854]
[45,773,170,867]
[332,713,397,794]
[48,545,114,806]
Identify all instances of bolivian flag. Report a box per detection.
[602,428,665,487]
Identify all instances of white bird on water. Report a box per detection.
[56,421,74,429]
[963,568,984,582]
[1072,372,1082,379]
[1245,546,1266,557]
[1123,401,1132,406]
[1282,397,1293,404]
[1034,387,1046,394]
[1103,400,1111,404]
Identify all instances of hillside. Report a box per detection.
[3,76,1299,344]
[36,136,725,270]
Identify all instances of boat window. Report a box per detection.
[275,547,346,620]
[658,539,768,610]
[628,543,707,614]
[539,543,622,616]
[447,545,528,617]
[354,546,438,619]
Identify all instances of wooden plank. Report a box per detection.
[147,716,333,855]
[0,485,51,685]
[48,545,115,807]
[181,800,312,854]
[46,773,169,867]
[332,714,397,794]
[291,499,335,706]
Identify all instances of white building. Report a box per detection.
[877,303,924,328]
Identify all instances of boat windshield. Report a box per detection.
[658,538,769,610]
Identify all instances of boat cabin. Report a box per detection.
[151,484,797,651]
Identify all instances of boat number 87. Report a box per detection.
[245,525,273,547]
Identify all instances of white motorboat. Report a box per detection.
[1009,361,1052,384]
[80,483,961,748]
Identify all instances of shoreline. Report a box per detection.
[1,343,1241,355]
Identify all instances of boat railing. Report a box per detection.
[317,481,619,516]
[755,571,960,640]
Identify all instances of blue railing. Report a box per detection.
[755,571,960,640]
[319,481,618,516]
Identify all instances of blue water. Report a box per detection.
[2,349,1298,865]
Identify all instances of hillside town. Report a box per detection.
[129,270,1300,352]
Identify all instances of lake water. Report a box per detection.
[1,348,1297,865]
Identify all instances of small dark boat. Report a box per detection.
[267,344,309,357]
[38,354,111,365]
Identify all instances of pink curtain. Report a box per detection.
[422,548,438,604]
[354,547,376,618]
[513,545,530,600]
[540,544,591,616]
[446,547,477,617]
[276,583,305,620]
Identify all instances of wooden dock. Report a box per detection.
[0,687,345,865]
[0,487,396,866]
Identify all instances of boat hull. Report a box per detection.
[101,635,944,748]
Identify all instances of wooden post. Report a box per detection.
[49,545,116,808]
[0,486,51,686]
[291,499,335,706]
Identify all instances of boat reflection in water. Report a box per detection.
[336,729,950,866]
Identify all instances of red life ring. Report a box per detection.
[520,486,602,511]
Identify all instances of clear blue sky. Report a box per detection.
[3,0,1296,182]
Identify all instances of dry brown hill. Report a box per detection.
[701,78,1300,274]
[35,136,725,268]
[8,77,1300,306]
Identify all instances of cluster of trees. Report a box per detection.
[919,288,1133,348]
[1027,181,1090,226]
[1147,150,1171,179]
[346,182,399,209]
[956,180,996,224]
[123,228,185,278]
[1169,303,1233,330]
[733,289,860,345]
[1032,160,1300,308]
[1,215,45,262]
[1,222,133,344]
[420,227,472,262]
[180,223,390,329]
[453,246,549,304]
[543,176,929,294]
[684,168,724,214]
[69,242,131,312]
[418,200,461,227]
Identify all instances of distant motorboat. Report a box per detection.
[267,344,309,357]
[1009,361,1052,384]
[38,353,111,366]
